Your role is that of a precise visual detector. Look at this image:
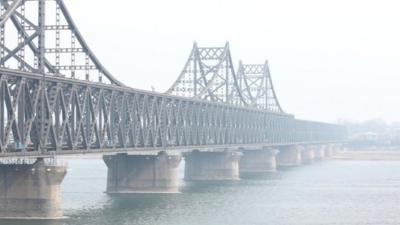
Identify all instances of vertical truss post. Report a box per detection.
[38,0,45,73]
[0,82,4,146]
[55,3,61,70]
[193,43,198,96]
[264,61,269,109]
[0,3,5,66]
[17,2,25,70]
[225,44,229,102]
[38,0,46,152]
[71,32,76,78]
[18,80,25,146]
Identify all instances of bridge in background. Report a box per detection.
[0,0,346,220]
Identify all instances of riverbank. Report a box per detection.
[334,150,400,161]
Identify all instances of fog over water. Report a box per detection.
[63,0,400,123]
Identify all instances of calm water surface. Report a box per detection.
[3,159,400,225]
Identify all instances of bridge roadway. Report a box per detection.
[0,0,346,220]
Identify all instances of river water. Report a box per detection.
[3,159,400,225]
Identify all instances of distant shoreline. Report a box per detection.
[334,150,400,161]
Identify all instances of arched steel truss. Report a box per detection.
[0,0,123,85]
[167,42,246,105]
[237,61,283,113]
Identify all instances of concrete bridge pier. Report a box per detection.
[324,145,334,158]
[0,158,67,220]
[301,146,315,164]
[184,150,242,181]
[314,146,326,160]
[239,148,279,176]
[103,152,182,194]
[331,144,342,154]
[276,145,303,167]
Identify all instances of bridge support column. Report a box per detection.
[184,150,242,181]
[301,146,315,164]
[103,152,182,194]
[239,148,279,176]
[324,145,334,158]
[332,144,343,154]
[276,145,302,167]
[314,146,326,160]
[0,158,67,220]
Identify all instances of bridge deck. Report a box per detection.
[0,69,345,157]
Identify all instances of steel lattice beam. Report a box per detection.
[0,68,346,157]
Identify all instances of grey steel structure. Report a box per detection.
[167,42,244,105]
[0,0,346,157]
[0,0,122,85]
[237,61,283,112]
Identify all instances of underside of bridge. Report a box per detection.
[0,0,347,220]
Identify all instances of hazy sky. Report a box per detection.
[65,0,400,123]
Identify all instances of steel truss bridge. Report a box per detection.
[0,0,346,157]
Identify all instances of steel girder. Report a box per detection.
[0,68,346,157]
[0,0,123,86]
